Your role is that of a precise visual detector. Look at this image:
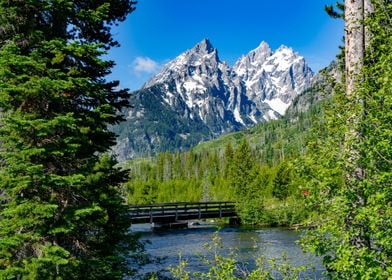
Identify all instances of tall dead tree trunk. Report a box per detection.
[344,0,374,250]
[345,0,365,95]
[364,0,374,50]
[345,0,374,94]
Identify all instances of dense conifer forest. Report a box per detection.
[123,84,330,226]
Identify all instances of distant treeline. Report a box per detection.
[123,92,330,226]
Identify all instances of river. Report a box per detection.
[129,223,327,279]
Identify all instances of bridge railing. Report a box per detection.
[129,201,236,223]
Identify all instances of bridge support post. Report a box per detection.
[229,217,241,225]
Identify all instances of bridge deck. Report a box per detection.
[129,201,237,224]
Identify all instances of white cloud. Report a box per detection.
[132,56,160,74]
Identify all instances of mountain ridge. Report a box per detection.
[112,39,314,161]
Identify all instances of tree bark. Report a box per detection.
[364,0,374,49]
[345,0,365,95]
[344,0,374,250]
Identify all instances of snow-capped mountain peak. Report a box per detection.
[144,39,313,122]
[276,44,294,52]
[193,38,215,54]
[250,41,272,60]
[113,40,314,160]
[265,45,301,72]
[233,41,272,77]
[232,42,313,118]
[143,38,220,89]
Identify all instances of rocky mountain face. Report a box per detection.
[112,39,314,161]
[234,42,313,115]
[285,60,340,118]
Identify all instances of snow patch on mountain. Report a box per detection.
[265,98,290,115]
[234,107,245,125]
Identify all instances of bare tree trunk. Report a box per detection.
[344,1,365,178]
[344,0,374,250]
[345,0,365,95]
[344,0,374,178]
[364,0,374,49]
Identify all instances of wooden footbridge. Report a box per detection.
[129,201,237,227]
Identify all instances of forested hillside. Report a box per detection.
[121,71,335,225]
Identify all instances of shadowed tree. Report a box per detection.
[0,1,139,279]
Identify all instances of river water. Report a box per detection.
[130,224,327,279]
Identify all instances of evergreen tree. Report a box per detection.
[272,162,291,200]
[223,143,234,178]
[230,139,256,198]
[0,1,138,279]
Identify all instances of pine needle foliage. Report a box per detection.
[0,1,138,279]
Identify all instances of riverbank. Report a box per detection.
[128,224,326,279]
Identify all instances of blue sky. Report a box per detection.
[108,0,344,90]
